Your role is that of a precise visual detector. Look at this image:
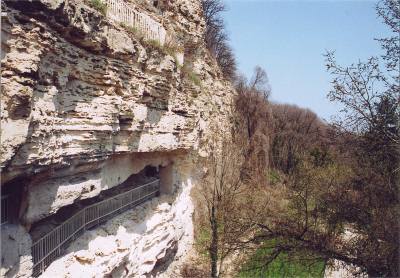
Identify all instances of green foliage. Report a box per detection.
[180,64,202,87]
[188,71,201,86]
[89,0,107,16]
[268,170,281,185]
[309,147,332,167]
[239,240,326,278]
[164,42,184,57]
[120,23,143,39]
[195,227,211,258]
[146,39,163,50]
[184,66,200,86]
[145,39,174,55]
[120,22,184,68]
[144,40,184,68]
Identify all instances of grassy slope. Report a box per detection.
[238,240,326,278]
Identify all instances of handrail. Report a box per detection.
[1,194,11,225]
[1,194,11,200]
[103,0,167,45]
[31,179,160,277]
[31,180,158,250]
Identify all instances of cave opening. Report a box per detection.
[2,159,176,277]
[1,177,27,225]
[29,165,162,241]
[27,163,167,276]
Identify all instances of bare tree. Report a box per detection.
[198,130,255,277]
[269,103,327,173]
[325,52,399,146]
[202,0,226,52]
[376,0,400,81]
[201,0,237,80]
[234,66,272,178]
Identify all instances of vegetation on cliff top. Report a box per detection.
[88,0,107,16]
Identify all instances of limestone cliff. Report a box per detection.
[0,0,235,276]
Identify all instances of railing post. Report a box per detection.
[97,205,100,225]
[83,209,86,231]
[58,228,61,256]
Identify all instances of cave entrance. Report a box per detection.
[29,165,163,277]
[145,165,159,178]
[29,166,161,241]
[1,178,26,225]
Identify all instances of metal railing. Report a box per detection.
[31,179,160,277]
[103,0,167,45]
[1,194,11,225]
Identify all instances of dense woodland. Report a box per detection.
[188,0,400,277]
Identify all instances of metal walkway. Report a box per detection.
[31,179,160,277]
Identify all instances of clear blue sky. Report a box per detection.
[223,0,392,121]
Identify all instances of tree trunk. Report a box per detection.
[210,205,218,278]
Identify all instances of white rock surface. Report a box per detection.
[324,259,366,278]
[1,225,33,278]
[41,174,194,278]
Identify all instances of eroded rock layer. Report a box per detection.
[1,0,234,276]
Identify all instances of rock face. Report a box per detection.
[42,160,195,278]
[1,0,234,276]
[0,225,33,278]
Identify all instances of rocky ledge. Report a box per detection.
[1,0,234,277]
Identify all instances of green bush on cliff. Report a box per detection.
[89,0,107,16]
[180,64,201,87]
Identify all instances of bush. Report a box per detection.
[146,39,163,50]
[268,169,281,185]
[89,0,107,16]
[120,23,184,68]
[181,64,202,87]
[143,39,183,67]
[120,23,144,39]
[188,71,201,86]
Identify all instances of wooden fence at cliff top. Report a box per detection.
[31,179,160,277]
[104,0,167,45]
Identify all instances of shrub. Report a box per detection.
[147,40,183,64]
[268,169,281,185]
[179,62,202,86]
[146,39,163,50]
[89,0,107,16]
[120,24,184,68]
[188,71,201,86]
[120,23,144,39]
